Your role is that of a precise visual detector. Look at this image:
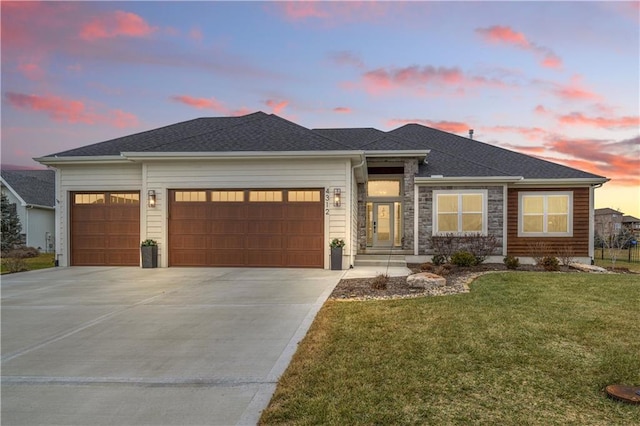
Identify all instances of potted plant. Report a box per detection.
[330,238,345,270]
[141,239,158,268]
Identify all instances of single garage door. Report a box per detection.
[169,189,324,268]
[71,192,141,266]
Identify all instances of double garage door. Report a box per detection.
[71,189,324,268]
[168,189,324,268]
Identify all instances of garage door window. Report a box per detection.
[110,193,140,204]
[249,191,283,202]
[288,191,320,202]
[211,191,244,202]
[175,191,206,202]
[74,193,105,204]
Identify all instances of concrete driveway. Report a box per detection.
[1,266,343,425]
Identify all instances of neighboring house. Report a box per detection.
[1,169,56,252]
[622,215,640,238]
[594,207,625,238]
[35,112,607,268]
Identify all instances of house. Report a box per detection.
[35,112,607,268]
[594,207,625,238]
[1,169,56,252]
[622,215,640,238]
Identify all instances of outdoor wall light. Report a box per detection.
[148,190,156,208]
[334,188,341,207]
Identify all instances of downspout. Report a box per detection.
[350,154,366,267]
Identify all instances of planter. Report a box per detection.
[331,246,343,270]
[141,245,158,268]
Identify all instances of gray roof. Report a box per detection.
[42,111,605,181]
[1,170,55,207]
[48,112,349,156]
[389,124,604,180]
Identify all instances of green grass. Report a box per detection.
[1,253,55,274]
[594,248,640,272]
[261,273,640,425]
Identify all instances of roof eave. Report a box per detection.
[120,150,366,161]
[34,155,132,165]
[0,177,28,206]
[365,150,429,159]
[415,176,523,184]
[515,177,609,186]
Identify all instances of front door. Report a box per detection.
[373,203,394,247]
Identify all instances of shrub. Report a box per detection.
[435,264,453,276]
[370,273,389,290]
[528,242,552,265]
[6,246,40,259]
[540,256,560,271]
[2,257,28,273]
[419,262,434,272]
[503,255,520,270]
[430,233,499,265]
[557,245,575,266]
[432,254,446,266]
[451,250,477,267]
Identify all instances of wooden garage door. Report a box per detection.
[169,189,324,268]
[71,192,140,266]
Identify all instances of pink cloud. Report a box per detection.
[558,112,639,129]
[362,66,463,94]
[18,61,45,81]
[5,92,138,128]
[476,25,562,69]
[270,1,392,23]
[80,10,157,40]
[552,75,600,101]
[483,125,547,141]
[333,107,352,113]
[171,95,227,113]
[280,1,328,20]
[534,105,548,115]
[189,27,203,41]
[265,99,289,114]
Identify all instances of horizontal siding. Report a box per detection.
[57,164,143,266]
[507,187,590,257]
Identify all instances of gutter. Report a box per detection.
[415,176,523,184]
[120,150,366,161]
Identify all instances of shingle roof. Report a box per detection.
[47,112,349,156]
[1,170,55,207]
[389,124,605,180]
[41,111,606,181]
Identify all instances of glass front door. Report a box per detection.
[374,203,393,247]
[366,202,402,248]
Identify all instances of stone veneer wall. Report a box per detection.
[402,159,418,251]
[417,185,504,254]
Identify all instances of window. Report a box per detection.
[519,192,572,236]
[74,193,105,204]
[288,191,320,202]
[367,180,401,197]
[175,191,206,202]
[249,190,283,202]
[433,190,487,235]
[110,193,140,204]
[211,191,244,202]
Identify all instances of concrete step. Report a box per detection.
[354,254,407,267]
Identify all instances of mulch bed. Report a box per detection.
[330,263,582,301]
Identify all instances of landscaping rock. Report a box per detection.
[569,262,611,273]
[407,272,446,289]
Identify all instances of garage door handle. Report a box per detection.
[373,221,377,233]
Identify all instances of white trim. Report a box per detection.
[589,186,595,260]
[0,177,28,206]
[432,189,488,236]
[517,191,574,237]
[502,185,508,256]
[514,178,608,186]
[414,183,419,256]
[416,176,522,184]
[35,156,133,165]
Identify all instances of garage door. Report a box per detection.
[71,192,141,266]
[169,189,324,268]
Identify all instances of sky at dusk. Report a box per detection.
[2,1,639,217]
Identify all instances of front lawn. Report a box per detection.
[1,253,55,274]
[261,272,640,425]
